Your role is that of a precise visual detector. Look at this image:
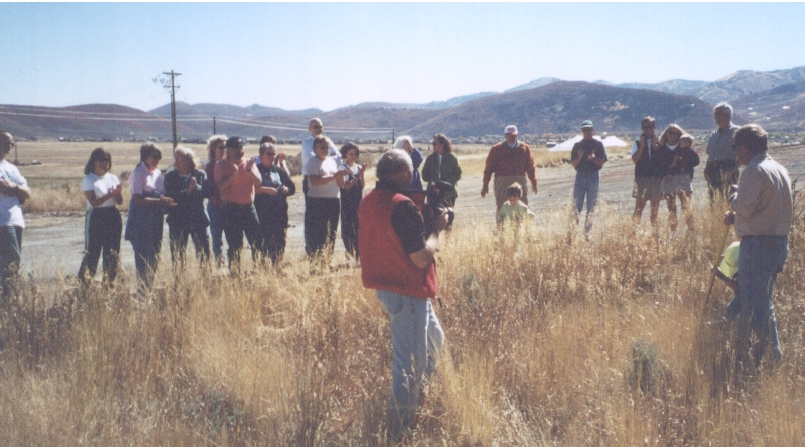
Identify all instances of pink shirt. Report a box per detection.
[214,158,256,205]
[128,162,164,196]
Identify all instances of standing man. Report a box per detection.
[359,149,449,444]
[481,125,538,214]
[705,102,740,202]
[724,124,792,369]
[214,136,262,269]
[570,120,607,233]
[631,116,664,226]
[301,118,340,200]
[0,131,31,297]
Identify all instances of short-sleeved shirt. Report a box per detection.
[570,138,608,173]
[0,160,27,228]
[214,158,256,205]
[301,136,341,172]
[706,123,739,162]
[82,172,120,209]
[128,162,164,196]
[498,201,535,223]
[304,156,340,198]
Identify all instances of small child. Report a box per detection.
[497,184,535,225]
[712,241,740,322]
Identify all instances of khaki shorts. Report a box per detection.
[633,176,662,201]
[661,174,693,195]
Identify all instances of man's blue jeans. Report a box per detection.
[737,236,788,367]
[376,289,444,442]
[573,170,600,233]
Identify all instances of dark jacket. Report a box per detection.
[164,168,210,231]
[666,146,700,177]
[254,163,295,226]
[422,151,461,204]
[634,140,668,178]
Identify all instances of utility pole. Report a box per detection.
[213,117,217,135]
[14,139,18,165]
[159,70,182,154]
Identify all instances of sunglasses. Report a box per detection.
[149,154,162,161]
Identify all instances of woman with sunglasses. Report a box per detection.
[78,147,123,285]
[254,143,295,265]
[124,143,175,297]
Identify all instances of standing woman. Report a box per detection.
[394,136,423,190]
[255,142,295,265]
[422,133,462,214]
[204,135,227,265]
[125,143,174,296]
[78,147,123,285]
[165,146,210,266]
[338,143,365,263]
[657,124,697,233]
[304,136,348,259]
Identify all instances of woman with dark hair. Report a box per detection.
[78,147,123,285]
[339,143,365,263]
[422,133,462,208]
[304,136,349,260]
[255,142,295,265]
[204,134,227,264]
[125,143,175,297]
[165,146,210,266]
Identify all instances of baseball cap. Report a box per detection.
[581,120,593,129]
[226,136,245,149]
[504,125,518,135]
[718,241,740,278]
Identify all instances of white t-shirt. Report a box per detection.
[82,172,121,209]
[304,156,340,198]
[0,160,27,228]
[301,136,341,172]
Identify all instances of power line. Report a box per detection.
[214,118,393,134]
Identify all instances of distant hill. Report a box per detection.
[682,66,805,103]
[148,102,323,118]
[405,81,722,137]
[594,79,709,95]
[504,77,561,93]
[732,82,805,131]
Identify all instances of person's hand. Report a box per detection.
[246,158,256,171]
[480,185,488,197]
[161,196,177,207]
[0,179,17,195]
[723,211,735,226]
[279,186,289,195]
[110,184,123,198]
[276,153,286,165]
[336,168,350,178]
[265,187,278,196]
[187,177,197,192]
[587,153,595,160]
[435,208,451,232]
[711,265,720,276]
[358,164,367,177]
[532,183,538,194]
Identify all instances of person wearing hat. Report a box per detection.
[214,136,262,270]
[481,125,538,214]
[570,120,608,233]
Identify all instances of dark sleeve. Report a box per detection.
[164,171,181,200]
[280,168,296,196]
[390,201,427,255]
[197,170,210,198]
[596,141,608,161]
[687,148,700,168]
[570,144,579,160]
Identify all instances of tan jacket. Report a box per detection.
[730,153,793,237]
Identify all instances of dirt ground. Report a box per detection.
[19,144,805,285]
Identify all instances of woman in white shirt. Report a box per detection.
[78,147,123,285]
[338,143,365,262]
[304,136,348,260]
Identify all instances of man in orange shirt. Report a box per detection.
[481,125,538,213]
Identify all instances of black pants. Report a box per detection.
[222,203,260,268]
[305,197,340,257]
[340,192,360,259]
[78,207,122,284]
[704,160,739,202]
[169,226,210,266]
[259,219,287,265]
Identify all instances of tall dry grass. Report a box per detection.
[1,191,803,446]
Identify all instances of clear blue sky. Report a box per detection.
[2,2,804,112]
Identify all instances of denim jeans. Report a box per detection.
[222,203,260,269]
[376,290,444,442]
[573,170,599,233]
[736,236,788,367]
[0,225,23,298]
[207,201,224,263]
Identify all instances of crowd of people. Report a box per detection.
[0,99,796,443]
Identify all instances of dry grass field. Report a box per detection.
[1,140,804,446]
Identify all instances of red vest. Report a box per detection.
[359,189,437,299]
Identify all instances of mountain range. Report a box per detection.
[2,66,804,140]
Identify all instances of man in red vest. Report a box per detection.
[359,149,449,444]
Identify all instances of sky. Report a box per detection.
[2,2,805,113]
